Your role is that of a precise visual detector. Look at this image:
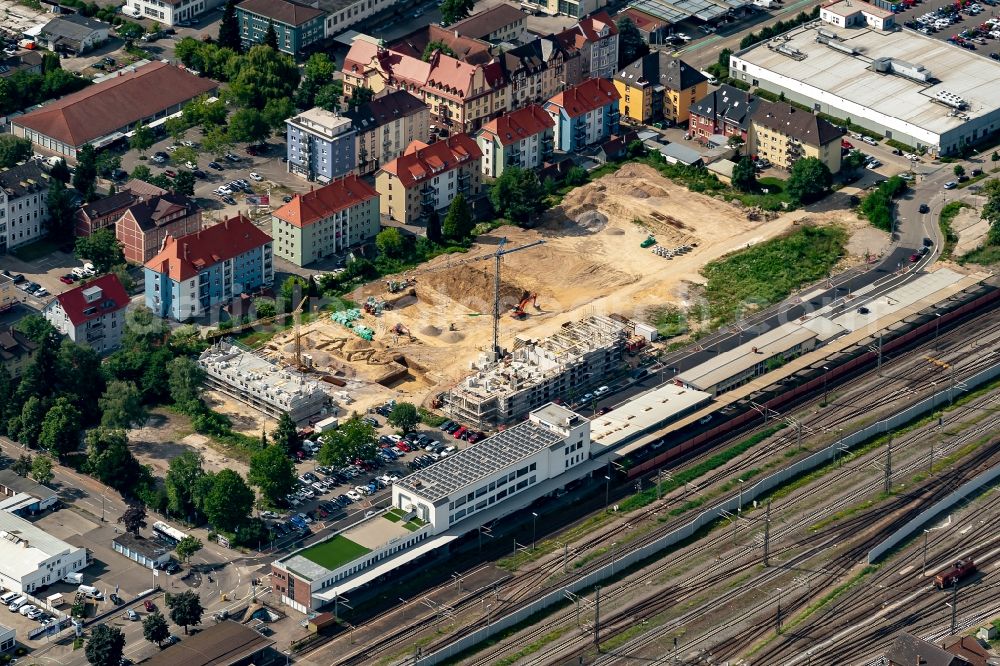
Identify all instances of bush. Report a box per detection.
[859,176,907,232]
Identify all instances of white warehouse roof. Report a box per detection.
[590,383,712,447]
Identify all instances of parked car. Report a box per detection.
[124,609,139,621]
[222,195,237,205]
[208,161,223,170]
[943,181,957,189]
[249,172,263,181]
[918,203,930,213]
[59,274,75,284]
[110,593,122,605]
[144,600,156,612]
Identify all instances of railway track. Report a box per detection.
[322,310,1000,666]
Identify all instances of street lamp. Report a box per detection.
[934,313,942,351]
[737,478,745,513]
[604,475,611,513]
[531,512,538,550]
[822,366,830,406]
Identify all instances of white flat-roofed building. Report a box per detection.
[0,512,87,594]
[820,0,894,30]
[590,383,712,449]
[393,403,590,532]
[729,23,1000,154]
[676,323,818,396]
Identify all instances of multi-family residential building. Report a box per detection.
[617,8,670,44]
[38,15,109,55]
[74,190,141,237]
[116,193,202,264]
[376,134,483,225]
[476,105,555,177]
[390,24,493,65]
[614,52,707,125]
[342,40,509,133]
[346,90,429,176]
[125,0,223,26]
[0,162,48,253]
[544,77,621,152]
[235,0,326,57]
[451,3,529,44]
[144,214,274,321]
[0,324,37,380]
[0,276,17,317]
[689,85,760,144]
[501,35,580,109]
[271,175,380,267]
[320,0,400,37]
[11,62,217,162]
[0,51,43,79]
[524,0,606,19]
[749,101,844,173]
[285,107,357,183]
[555,11,618,79]
[43,274,130,353]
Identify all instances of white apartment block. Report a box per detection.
[0,162,48,253]
[125,0,222,25]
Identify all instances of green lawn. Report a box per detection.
[13,238,63,262]
[298,535,370,570]
[702,225,847,327]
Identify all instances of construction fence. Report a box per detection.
[412,359,1000,665]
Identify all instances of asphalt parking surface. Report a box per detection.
[896,0,1000,57]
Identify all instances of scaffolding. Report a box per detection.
[198,341,334,424]
[446,316,627,428]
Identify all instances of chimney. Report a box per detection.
[183,241,189,261]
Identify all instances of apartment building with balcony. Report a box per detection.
[689,85,760,145]
[43,274,129,353]
[614,53,707,125]
[144,214,274,321]
[476,105,555,178]
[376,134,482,225]
[501,35,581,109]
[0,162,48,253]
[748,101,844,173]
[286,107,357,183]
[271,175,379,267]
[235,0,326,57]
[346,90,430,177]
[555,11,617,79]
[544,77,620,152]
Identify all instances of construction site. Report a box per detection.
[252,162,860,422]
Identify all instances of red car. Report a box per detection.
[164,169,177,178]
[841,139,854,149]
[909,253,920,262]
[453,426,467,439]
[143,600,156,612]
[396,442,411,452]
[467,431,483,443]
[59,275,75,284]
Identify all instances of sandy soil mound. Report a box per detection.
[344,339,372,352]
[576,210,608,231]
[424,263,526,312]
[441,331,465,343]
[607,228,625,235]
[420,325,442,336]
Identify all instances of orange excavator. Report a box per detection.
[511,292,538,319]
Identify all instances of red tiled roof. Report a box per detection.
[618,8,667,32]
[13,61,217,148]
[576,10,618,41]
[545,77,620,118]
[144,214,272,282]
[272,175,378,228]
[380,134,483,188]
[478,105,554,146]
[54,273,129,327]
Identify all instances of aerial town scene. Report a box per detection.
[0,0,999,660]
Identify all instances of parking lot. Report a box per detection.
[897,0,1000,58]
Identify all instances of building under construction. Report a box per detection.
[199,341,334,424]
[446,315,628,428]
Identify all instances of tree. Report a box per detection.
[786,157,832,205]
[375,228,407,258]
[46,177,76,239]
[718,48,733,72]
[12,454,32,477]
[314,82,343,112]
[731,155,757,193]
[726,135,745,155]
[117,21,143,42]
[426,210,442,244]
[30,454,54,485]
[167,357,204,408]
[85,624,126,666]
[117,501,147,536]
[953,164,966,179]
[228,45,300,110]
[564,166,588,187]
[296,53,337,109]
[172,170,196,197]
[165,451,206,521]
[41,51,61,74]
[99,380,147,429]
[95,151,121,179]
[86,428,146,493]
[249,444,297,506]
[422,40,458,61]
[227,108,270,146]
[262,97,295,131]
[201,125,235,156]
[263,20,278,49]
[142,612,170,647]
[39,397,83,457]
[271,412,300,454]
[130,164,153,182]
[171,145,199,166]
[388,402,419,432]
[439,0,474,25]
[217,0,242,51]
[490,167,544,225]
[253,298,276,319]
[347,85,375,109]
[73,144,98,202]
[130,120,154,155]
[843,149,866,173]
[0,135,32,168]
[981,179,1000,246]
[174,536,203,563]
[17,397,46,448]
[76,228,125,274]
[317,416,377,467]
[442,193,474,241]
[992,151,999,165]
[616,16,649,68]
[182,94,228,128]
[49,158,71,184]
[203,469,254,532]
[167,590,203,634]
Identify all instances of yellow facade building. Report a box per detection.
[614,53,707,125]
[749,101,844,174]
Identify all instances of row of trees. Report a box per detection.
[0,57,91,116]
[860,175,908,232]
[86,591,204,665]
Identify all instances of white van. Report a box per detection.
[699,70,718,85]
[8,596,27,612]
[78,585,102,599]
[0,592,17,605]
